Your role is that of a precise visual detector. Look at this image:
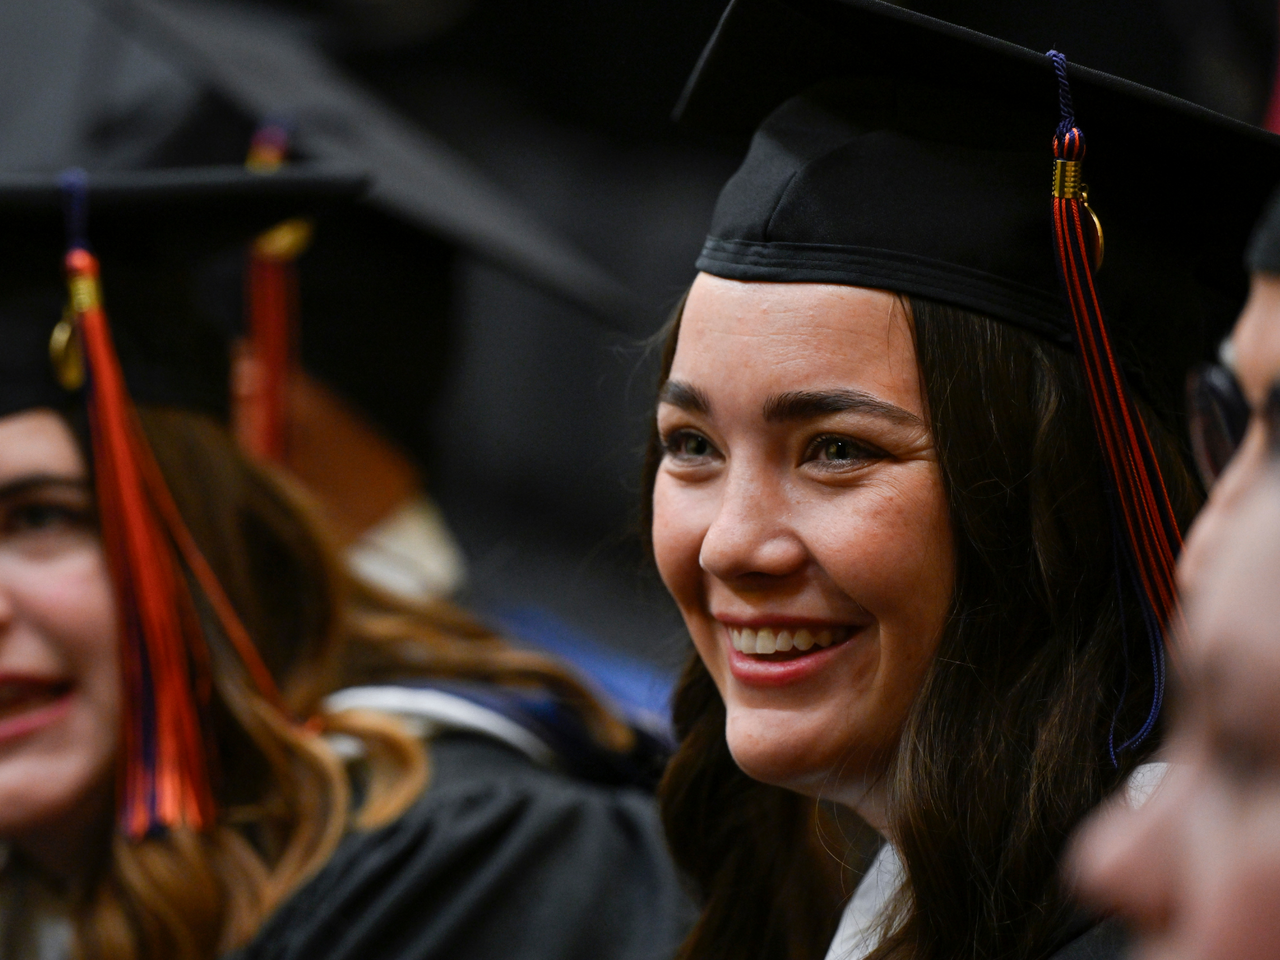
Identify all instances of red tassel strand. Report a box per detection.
[67,247,218,837]
[62,171,290,838]
[241,122,311,464]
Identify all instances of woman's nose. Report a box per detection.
[698,467,807,582]
[1070,766,1187,939]
[1180,439,1257,598]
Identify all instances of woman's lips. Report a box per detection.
[719,621,863,686]
[0,678,74,743]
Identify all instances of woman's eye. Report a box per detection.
[808,436,883,465]
[664,431,716,460]
[4,502,90,536]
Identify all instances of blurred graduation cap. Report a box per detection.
[85,0,636,322]
[0,164,364,420]
[674,0,1280,755]
[6,0,641,463]
[0,164,364,840]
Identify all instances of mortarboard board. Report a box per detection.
[0,165,364,839]
[675,0,1280,754]
[12,0,643,461]
[75,0,639,323]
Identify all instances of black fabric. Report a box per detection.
[1047,917,1128,960]
[682,0,1280,412]
[294,207,456,461]
[1248,188,1280,275]
[0,166,362,419]
[228,733,694,960]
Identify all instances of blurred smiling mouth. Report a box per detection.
[728,626,853,660]
[0,679,73,724]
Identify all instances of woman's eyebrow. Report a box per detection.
[658,380,712,415]
[763,389,923,427]
[0,474,89,500]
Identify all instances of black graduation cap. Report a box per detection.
[36,0,642,457]
[677,0,1280,414]
[71,0,637,321]
[0,165,364,421]
[675,0,1280,756]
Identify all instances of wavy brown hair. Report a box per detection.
[60,406,632,960]
[644,294,1202,960]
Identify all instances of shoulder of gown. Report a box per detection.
[1046,917,1127,960]
[226,733,694,960]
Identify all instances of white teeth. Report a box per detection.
[756,628,776,654]
[730,625,848,655]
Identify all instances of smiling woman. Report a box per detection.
[645,1,1280,959]
[0,411,118,872]
[653,280,953,815]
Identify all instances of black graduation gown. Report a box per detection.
[226,732,693,960]
[1047,918,1127,960]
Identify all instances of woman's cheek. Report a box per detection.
[807,467,953,633]
[48,549,121,763]
[652,475,707,609]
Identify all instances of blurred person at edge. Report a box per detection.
[1069,193,1280,958]
[0,169,689,960]
[642,2,1280,960]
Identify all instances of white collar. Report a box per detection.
[345,495,467,602]
[823,762,1169,960]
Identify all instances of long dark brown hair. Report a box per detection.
[62,406,632,960]
[644,293,1201,960]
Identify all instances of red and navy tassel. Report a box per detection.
[1046,54,1179,759]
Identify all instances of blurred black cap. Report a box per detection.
[0,165,365,420]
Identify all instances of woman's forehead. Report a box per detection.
[670,275,923,416]
[0,409,85,481]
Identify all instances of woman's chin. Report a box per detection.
[724,710,881,798]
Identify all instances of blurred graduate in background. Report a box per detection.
[0,0,684,727]
[0,167,690,960]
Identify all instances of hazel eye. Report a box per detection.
[808,435,882,464]
[664,431,715,460]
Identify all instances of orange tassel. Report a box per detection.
[241,220,310,463]
[68,247,217,836]
[66,244,288,839]
[241,121,311,465]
